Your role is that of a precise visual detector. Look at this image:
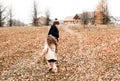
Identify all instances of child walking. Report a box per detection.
[41,18,60,73]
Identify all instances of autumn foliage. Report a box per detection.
[95,0,109,24]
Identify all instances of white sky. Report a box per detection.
[1,0,120,23]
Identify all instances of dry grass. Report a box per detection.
[0,25,120,81]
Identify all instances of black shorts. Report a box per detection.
[47,59,57,63]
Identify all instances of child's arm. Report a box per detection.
[34,42,48,63]
[41,42,48,55]
[38,42,48,58]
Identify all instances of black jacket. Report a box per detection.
[48,25,59,40]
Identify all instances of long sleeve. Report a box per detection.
[48,25,59,39]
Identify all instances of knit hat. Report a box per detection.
[53,18,59,25]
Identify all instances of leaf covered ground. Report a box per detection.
[0,25,120,81]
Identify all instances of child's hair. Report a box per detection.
[47,35,57,47]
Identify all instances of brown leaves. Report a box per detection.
[0,26,120,81]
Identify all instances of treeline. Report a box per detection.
[81,0,110,26]
[0,4,27,27]
[0,0,51,27]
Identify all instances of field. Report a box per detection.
[0,25,120,81]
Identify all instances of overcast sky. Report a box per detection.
[1,0,120,23]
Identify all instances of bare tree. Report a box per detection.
[0,4,6,27]
[8,7,13,27]
[45,9,50,26]
[81,12,89,28]
[103,0,110,24]
[91,11,96,25]
[32,0,38,26]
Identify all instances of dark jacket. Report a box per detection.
[48,24,59,40]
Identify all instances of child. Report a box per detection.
[40,18,60,73]
[48,18,60,53]
[48,18,59,42]
[41,35,58,73]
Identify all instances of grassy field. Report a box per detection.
[0,25,120,81]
